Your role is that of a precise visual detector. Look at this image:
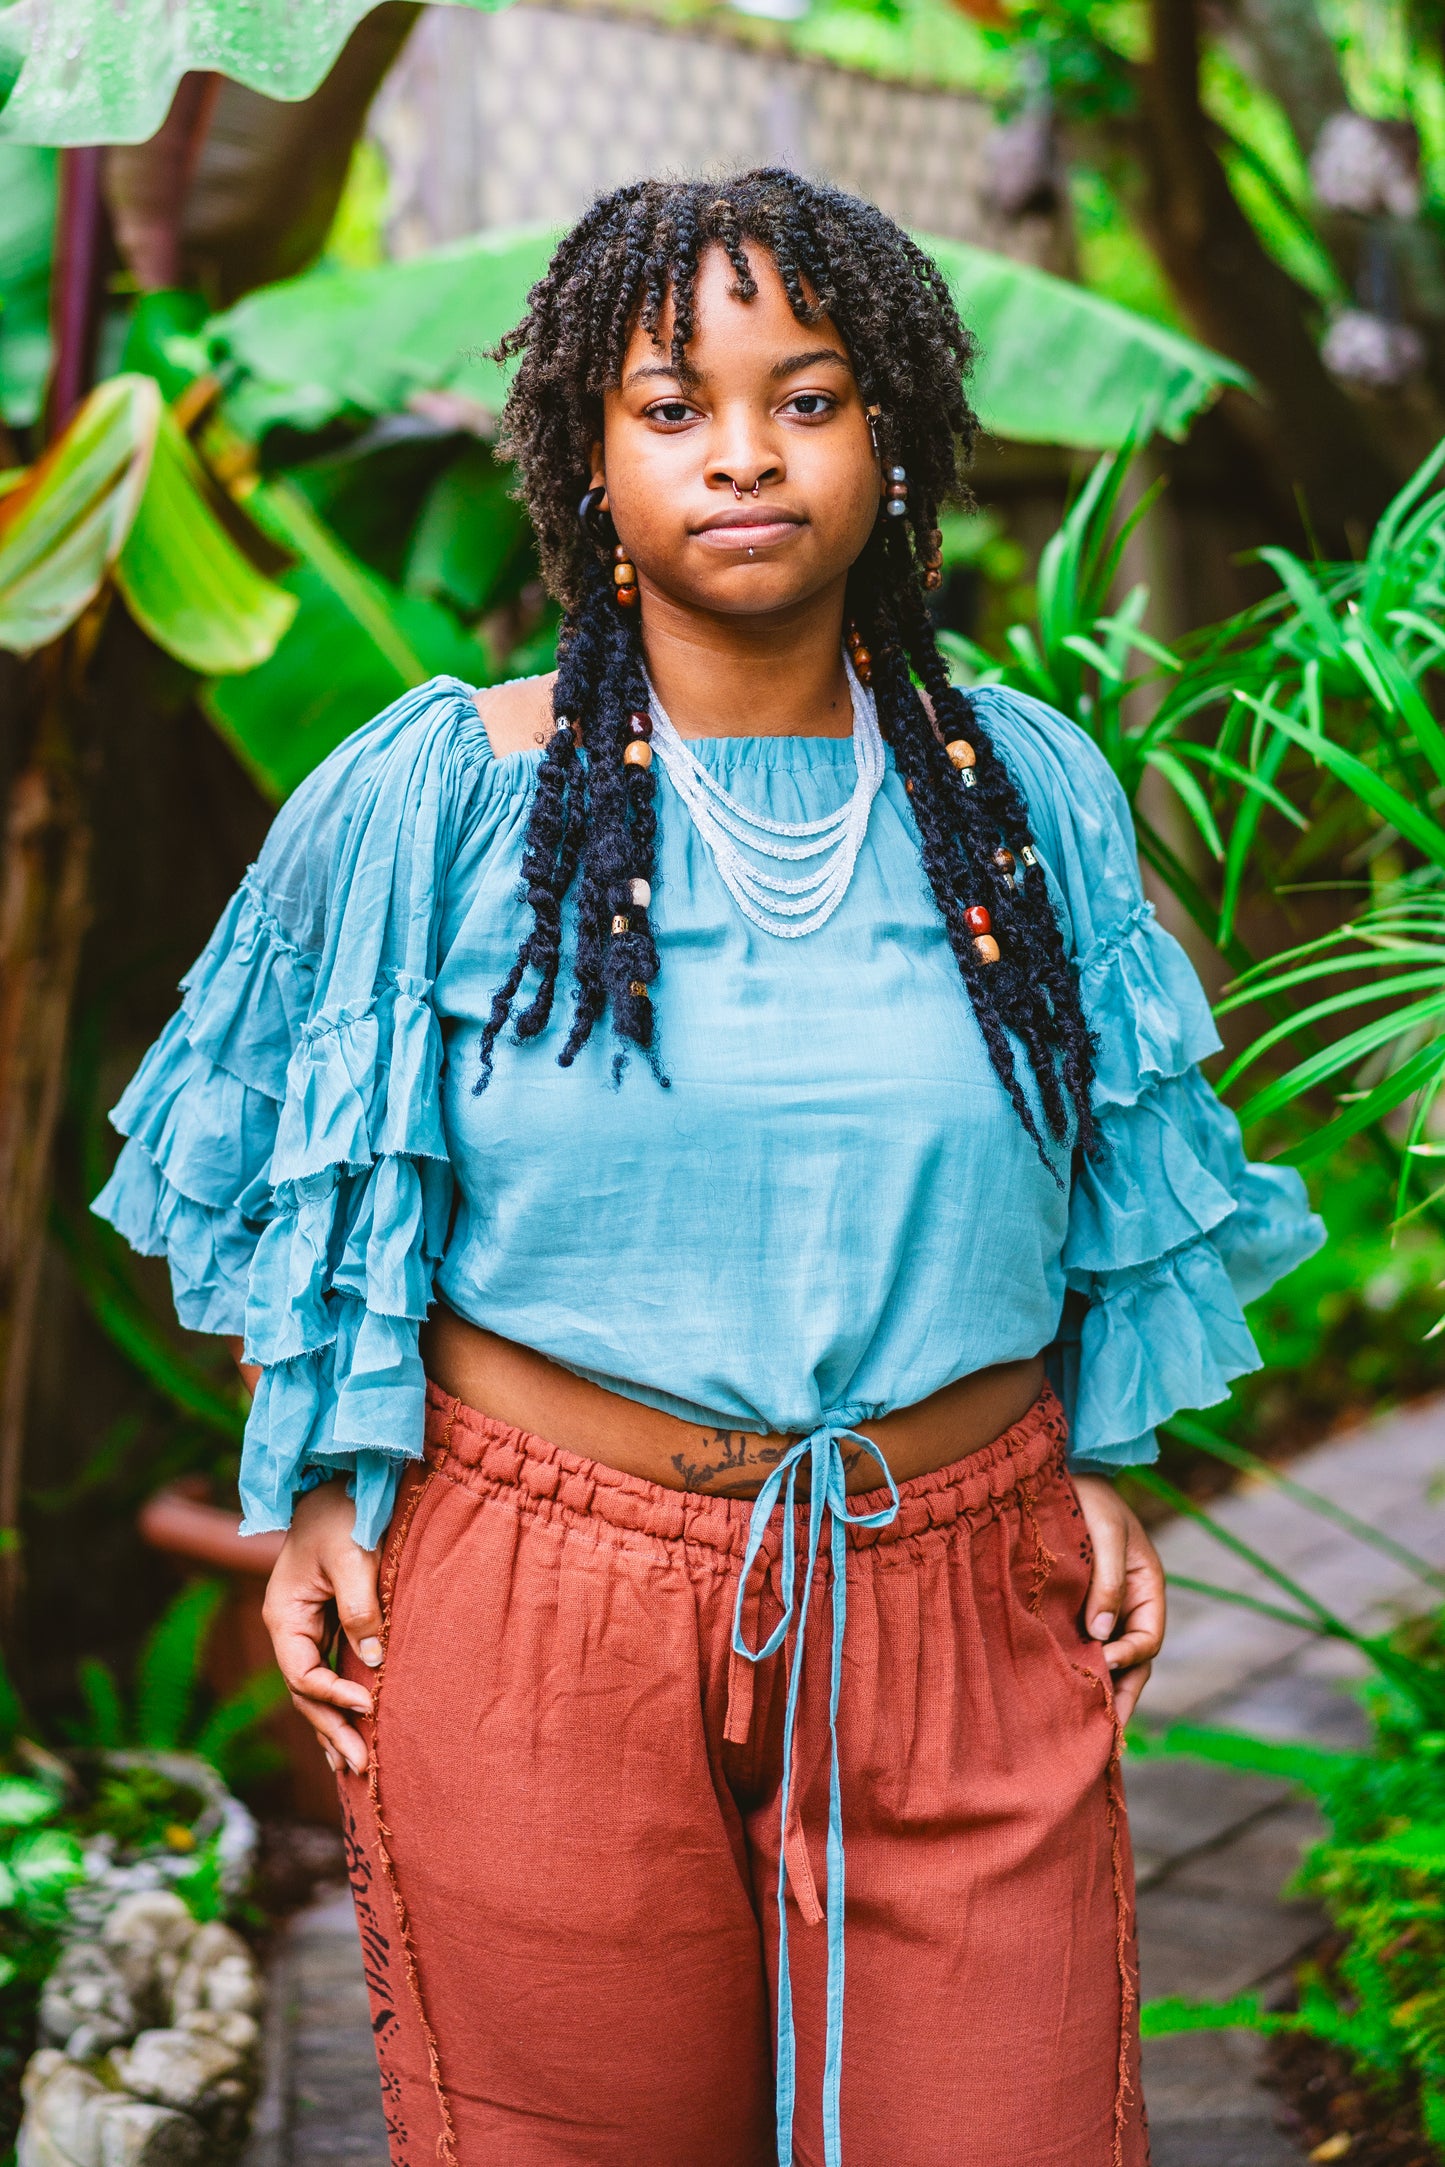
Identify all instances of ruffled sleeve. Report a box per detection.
[974,685,1325,1472]
[92,677,492,1547]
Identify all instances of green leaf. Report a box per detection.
[209,226,1248,455]
[0,144,55,427]
[925,238,1251,447]
[1144,746,1224,858]
[1140,1994,1275,2038]
[115,403,296,674]
[134,1578,225,1750]
[76,1657,127,1750]
[1241,695,1445,869]
[8,1827,84,1897]
[404,441,531,617]
[0,0,510,145]
[203,479,490,803]
[192,1666,289,1779]
[0,1776,60,1829]
[0,372,156,654]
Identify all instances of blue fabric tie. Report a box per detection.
[731,1419,901,2167]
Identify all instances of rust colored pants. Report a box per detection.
[337,1382,1147,2167]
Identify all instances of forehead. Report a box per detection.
[620,240,851,382]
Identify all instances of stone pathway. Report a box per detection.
[1136,1394,1445,2165]
[246,1397,1445,2165]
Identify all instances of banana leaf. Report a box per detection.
[0,140,53,425]
[0,0,505,147]
[0,371,296,666]
[0,371,154,652]
[210,224,1248,455]
[202,473,491,801]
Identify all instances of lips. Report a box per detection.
[692,508,806,549]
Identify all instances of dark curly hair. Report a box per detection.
[477,169,1096,1159]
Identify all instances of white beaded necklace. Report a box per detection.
[645,657,885,939]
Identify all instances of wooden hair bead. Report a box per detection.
[945,739,976,770]
[616,585,639,608]
[627,711,652,739]
[964,904,991,936]
[613,561,636,586]
[629,877,651,907]
[629,981,649,999]
[614,543,631,563]
[611,913,629,935]
[923,567,943,592]
[993,848,1015,873]
[974,934,1000,964]
[623,739,652,768]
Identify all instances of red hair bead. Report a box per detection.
[964,904,991,936]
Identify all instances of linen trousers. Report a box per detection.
[336,1381,1148,2167]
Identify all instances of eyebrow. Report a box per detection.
[620,346,853,392]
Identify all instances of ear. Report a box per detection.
[588,440,606,499]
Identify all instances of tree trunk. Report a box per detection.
[0,652,94,1611]
[1140,0,1400,544]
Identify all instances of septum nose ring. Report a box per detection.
[730,480,763,499]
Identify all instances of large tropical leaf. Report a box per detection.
[0,140,53,425]
[209,224,1248,455]
[0,371,155,652]
[115,403,296,673]
[0,0,503,146]
[0,370,296,665]
[923,238,1252,447]
[202,473,490,801]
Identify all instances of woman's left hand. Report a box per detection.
[1071,1475,1166,1726]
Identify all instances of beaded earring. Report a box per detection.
[613,543,639,610]
[578,485,639,610]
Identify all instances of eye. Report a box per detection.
[644,399,700,426]
[782,391,837,420]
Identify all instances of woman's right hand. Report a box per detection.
[262,1480,384,1776]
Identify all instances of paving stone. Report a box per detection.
[244,1885,387,2167]
[1142,2031,1300,2167]
[1123,1755,1291,1884]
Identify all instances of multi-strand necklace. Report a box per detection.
[644,658,885,939]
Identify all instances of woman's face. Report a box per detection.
[592,243,882,621]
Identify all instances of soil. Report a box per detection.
[1266,2028,1436,2166]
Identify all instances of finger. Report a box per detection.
[1111,1658,1152,1727]
[1105,1583,1167,1671]
[291,1690,369,1776]
[1085,1516,1126,1645]
[330,1545,385,1672]
[269,1621,373,1714]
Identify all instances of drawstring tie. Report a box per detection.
[730,1419,901,2167]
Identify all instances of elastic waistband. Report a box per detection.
[423,1381,1069,1565]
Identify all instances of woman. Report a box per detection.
[96,173,1322,2167]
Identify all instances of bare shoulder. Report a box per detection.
[473,671,559,756]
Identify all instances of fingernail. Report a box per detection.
[322,1748,338,1773]
[1104,1647,1122,1669]
[358,1637,384,1669]
[1091,1614,1115,1642]
[344,1743,366,1774]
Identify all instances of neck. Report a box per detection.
[638,577,854,739]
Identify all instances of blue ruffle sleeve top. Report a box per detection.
[94,674,1324,1548]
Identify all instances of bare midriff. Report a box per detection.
[420,1305,1047,1500]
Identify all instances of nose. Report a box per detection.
[707,426,783,499]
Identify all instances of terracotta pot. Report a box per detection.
[138,1480,339,1825]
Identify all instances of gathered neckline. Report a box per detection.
[462,680,869,774]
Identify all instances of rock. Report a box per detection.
[169,1923,260,2022]
[110,2025,249,2121]
[100,1893,196,2018]
[179,2008,258,2060]
[39,1944,137,2061]
[17,2050,203,2167]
